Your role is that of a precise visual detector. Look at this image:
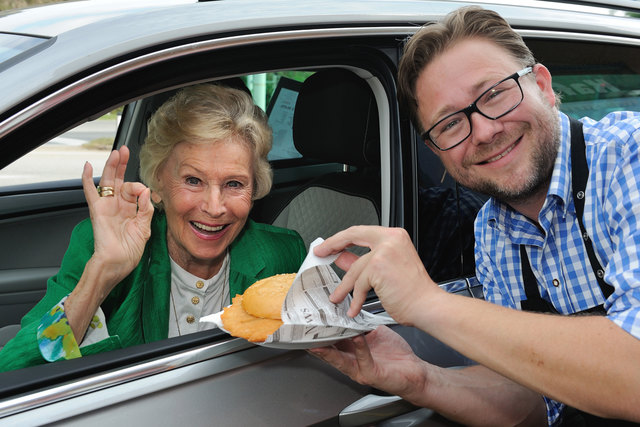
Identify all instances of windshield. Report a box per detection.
[0,32,48,65]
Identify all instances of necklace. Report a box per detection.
[169,251,230,337]
[170,289,181,336]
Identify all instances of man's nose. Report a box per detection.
[468,112,504,146]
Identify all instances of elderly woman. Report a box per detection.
[0,84,306,371]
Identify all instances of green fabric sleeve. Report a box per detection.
[0,219,128,372]
[0,216,304,373]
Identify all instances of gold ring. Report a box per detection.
[97,186,115,197]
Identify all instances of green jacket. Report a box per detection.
[0,212,306,372]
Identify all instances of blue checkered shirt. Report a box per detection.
[474,111,640,426]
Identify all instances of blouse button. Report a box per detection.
[552,279,560,287]
[191,296,200,305]
[196,280,205,289]
[186,315,195,324]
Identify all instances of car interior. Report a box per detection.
[0,66,387,346]
[256,68,381,254]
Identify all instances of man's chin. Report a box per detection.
[479,175,550,206]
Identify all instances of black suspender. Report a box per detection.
[519,119,640,426]
[520,118,614,314]
[519,245,558,313]
[568,118,615,300]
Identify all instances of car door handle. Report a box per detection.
[339,393,428,426]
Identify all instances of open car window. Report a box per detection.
[0,110,117,189]
[245,72,311,161]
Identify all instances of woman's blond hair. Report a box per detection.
[139,83,273,206]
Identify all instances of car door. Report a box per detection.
[0,7,429,425]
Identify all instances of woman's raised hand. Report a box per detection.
[81,146,154,285]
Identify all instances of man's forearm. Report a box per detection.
[417,364,546,426]
[416,292,640,421]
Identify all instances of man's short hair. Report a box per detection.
[397,6,536,134]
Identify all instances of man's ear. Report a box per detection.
[533,63,556,107]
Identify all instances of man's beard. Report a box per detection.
[466,107,560,206]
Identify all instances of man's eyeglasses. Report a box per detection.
[421,66,533,151]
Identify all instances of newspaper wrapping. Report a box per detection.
[201,238,395,345]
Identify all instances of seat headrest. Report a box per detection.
[293,69,380,168]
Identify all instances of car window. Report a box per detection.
[528,39,640,120]
[554,72,640,119]
[0,109,118,188]
[242,71,313,161]
[415,142,485,283]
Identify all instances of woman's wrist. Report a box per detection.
[87,251,134,285]
[65,256,121,341]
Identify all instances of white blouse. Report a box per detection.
[79,252,231,346]
[167,253,230,338]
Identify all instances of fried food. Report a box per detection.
[221,273,296,342]
[241,273,296,319]
[221,295,283,342]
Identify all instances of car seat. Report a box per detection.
[0,324,20,350]
[268,68,381,253]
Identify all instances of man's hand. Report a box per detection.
[314,225,442,325]
[309,325,430,405]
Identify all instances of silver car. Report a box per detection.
[0,0,639,425]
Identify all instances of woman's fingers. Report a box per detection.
[121,183,154,224]
[114,146,129,190]
[82,162,99,205]
[137,187,154,222]
[351,334,375,371]
[120,181,147,203]
[98,149,120,187]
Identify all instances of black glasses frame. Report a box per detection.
[421,66,533,151]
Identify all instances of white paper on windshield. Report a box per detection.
[200,237,395,347]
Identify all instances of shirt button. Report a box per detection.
[191,296,200,305]
[196,281,205,289]
[552,279,560,287]
[186,315,195,324]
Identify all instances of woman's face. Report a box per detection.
[152,138,254,278]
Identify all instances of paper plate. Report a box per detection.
[199,310,361,349]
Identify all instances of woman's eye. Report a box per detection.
[186,176,200,185]
[227,180,242,188]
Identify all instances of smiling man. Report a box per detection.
[310,6,640,426]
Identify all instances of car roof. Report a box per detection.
[0,0,196,37]
[1,0,640,122]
